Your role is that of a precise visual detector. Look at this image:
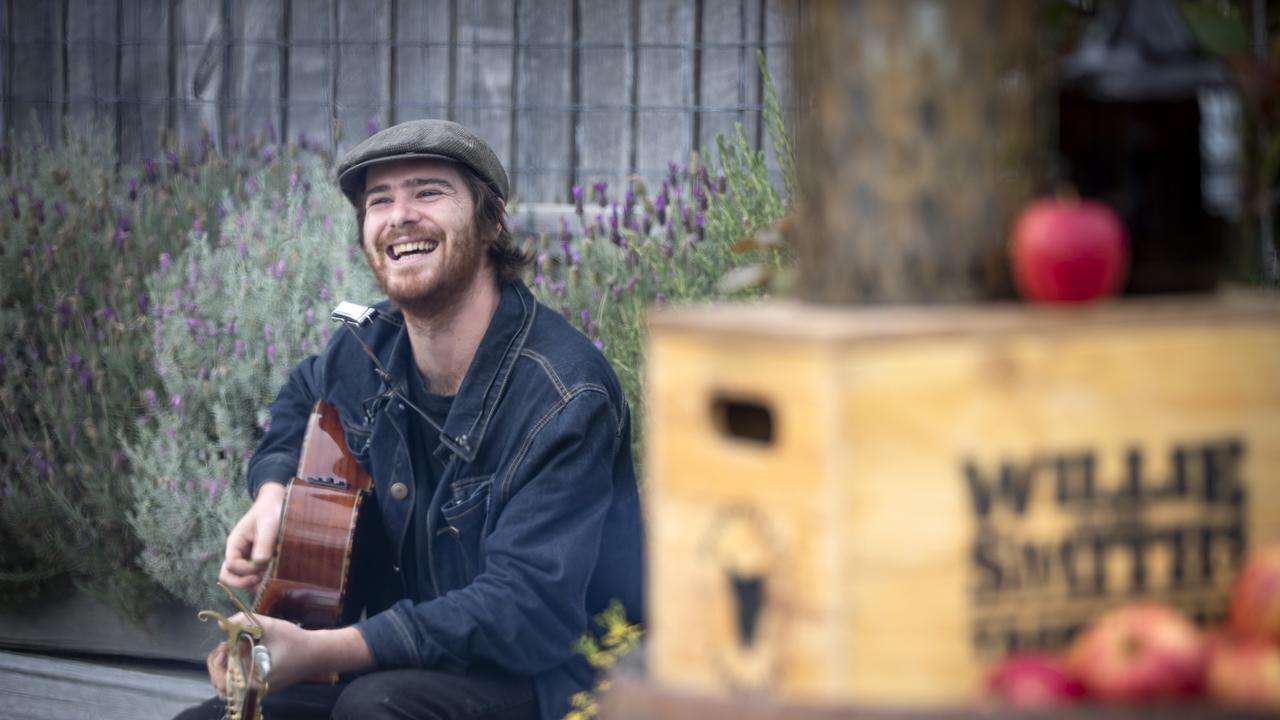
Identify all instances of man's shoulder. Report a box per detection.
[517,299,622,401]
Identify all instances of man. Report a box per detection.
[177,120,644,720]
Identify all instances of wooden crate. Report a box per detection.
[645,292,1280,706]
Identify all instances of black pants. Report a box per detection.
[173,667,538,720]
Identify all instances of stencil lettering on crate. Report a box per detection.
[964,437,1248,659]
[701,504,784,691]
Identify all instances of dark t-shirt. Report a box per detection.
[400,367,453,603]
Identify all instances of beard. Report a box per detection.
[365,219,490,319]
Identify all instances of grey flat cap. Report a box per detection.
[336,119,509,205]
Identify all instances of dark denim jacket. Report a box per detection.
[247,281,645,719]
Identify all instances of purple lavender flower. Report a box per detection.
[319,285,330,300]
[334,266,345,283]
[298,132,310,150]
[171,394,183,415]
[289,173,299,192]
[272,259,286,280]
[102,307,115,324]
[267,344,277,362]
[572,185,584,216]
[56,303,70,324]
[159,253,171,272]
[66,352,81,368]
[262,145,276,163]
[234,339,245,357]
[54,203,64,222]
[192,216,203,234]
[145,158,157,182]
[580,308,591,327]
[33,199,44,223]
[166,150,179,171]
[185,318,203,335]
[532,273,543,288]
[367,116,381,137]
[236,239,248,258]
[593,340,604,351]
[592,181,609,208]
[694,181,708,211]
[245,176,259,194]
[305,308,315,325]
[694,212,705,243]
[667,162,680,187]
[113,226,127,252]
[143,388,157,408]
[611,284,623,303]
[79,369,93,390]
[137,293,149,315]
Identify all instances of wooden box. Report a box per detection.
[644,292,1280,706]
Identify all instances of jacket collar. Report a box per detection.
[381,281,535,464]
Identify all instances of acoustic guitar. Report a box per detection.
[200,399,374,720]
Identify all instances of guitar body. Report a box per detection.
[254,400,374,682]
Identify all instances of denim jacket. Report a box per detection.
[246,281,645,719]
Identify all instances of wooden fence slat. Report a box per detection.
[515,0,571,202]
[454,0,515,182]
[636,0,694,184]
[117,0,172,161]
[174,0,223,153]
[578,0,633,197]
[335,0,390,151]
[233,0,285,143]
[1,1,8,143]
[287,0,335,150]
[65,0,114,134]
[10,0,60,144]
[699,0,760,159]
[392,0,451,126]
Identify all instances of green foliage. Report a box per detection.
[564,600,644,720]
[0,120,261,613]
[127,158,378,609]
[529,55,794,465]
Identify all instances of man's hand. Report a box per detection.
[205,614,375,694]
[220,482,287,589]
[207,641,229,700]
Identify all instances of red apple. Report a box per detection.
[1009,197,1129,303]
[1207,636,1280,708]
[987,652,1086,709]
[1066,602,1208,701]
[1229,544,1280,643]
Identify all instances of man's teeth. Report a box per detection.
[389,240,438,259]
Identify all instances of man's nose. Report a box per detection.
[388,197,421,228]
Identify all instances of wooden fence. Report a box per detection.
[1,0,796,203]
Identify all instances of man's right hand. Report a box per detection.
[219,481,287,589]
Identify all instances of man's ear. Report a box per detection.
[492,198,507,243]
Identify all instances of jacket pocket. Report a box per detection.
[339,419,374,467]
[439,475,492,585]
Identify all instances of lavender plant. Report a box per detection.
[127,157,377,608]
[0,120,275,612]
[530,58,794,464]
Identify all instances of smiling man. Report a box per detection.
[175,120,644,720]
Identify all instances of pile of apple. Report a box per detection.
[987,545,1280,709]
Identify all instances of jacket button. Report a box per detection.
[390,482,409,500]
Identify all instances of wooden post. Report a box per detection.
[792,0,1042,304]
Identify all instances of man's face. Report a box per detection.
[360,159,492,315]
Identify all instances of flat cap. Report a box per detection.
[336,119,509,205]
